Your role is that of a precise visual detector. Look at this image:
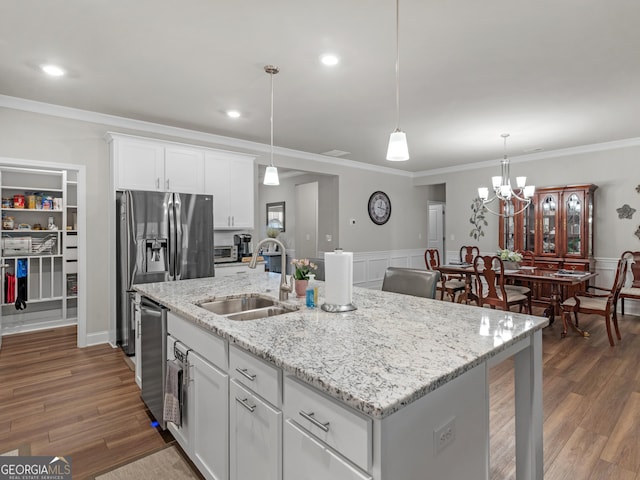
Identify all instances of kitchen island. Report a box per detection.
[136,272,546,480]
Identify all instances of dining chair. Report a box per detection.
[460,245,480,264]
[424,249,465,301]
[560,258,627,346]
[381,267,441,299]
[619,250,640,316]
[505,250,535,298]
[473,255,531,313]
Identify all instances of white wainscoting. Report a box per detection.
[353,249,426,290]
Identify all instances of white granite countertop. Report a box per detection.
[135,272,548,419]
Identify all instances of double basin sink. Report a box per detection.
[198,294,298,321]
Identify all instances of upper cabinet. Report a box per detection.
[499,184,597,268]
[108,133,255,229]
[204,150,255,230]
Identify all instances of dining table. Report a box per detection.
[435,263,597,339]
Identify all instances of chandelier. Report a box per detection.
[477,134,535,217]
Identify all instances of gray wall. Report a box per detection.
[414,144,640,259]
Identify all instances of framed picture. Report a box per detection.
[266,201,285,232]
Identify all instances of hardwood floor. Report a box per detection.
[1,311,639,479]
[0,326,173,479]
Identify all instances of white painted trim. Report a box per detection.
[86,330,112,347]
[1,95,410,177]
[353,249,426,289]
[413,137,640,178]
[7,94,637,180]
[2,318,77,336]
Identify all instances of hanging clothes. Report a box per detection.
[15,259,27,310]
[5,272,16,304]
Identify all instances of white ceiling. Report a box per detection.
[1,0,639,172]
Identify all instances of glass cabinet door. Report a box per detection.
[565,193,582,256]
[539,193,558,255]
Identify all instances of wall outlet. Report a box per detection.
[326,234,332,242]
[434,417,455,454]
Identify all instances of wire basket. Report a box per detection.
[32,234,58,255]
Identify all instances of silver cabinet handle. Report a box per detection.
[166,179,170,190]
[136,319,141,338]
[232,216,235,226]
[236,397,256,413]
[156,178,160,189]
[299,411,330,432]
[236,367,256,381]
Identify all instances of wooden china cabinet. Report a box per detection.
[499,184,597,301]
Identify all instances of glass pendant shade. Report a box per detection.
[386,130,409,161]
[478,187,489,200]
[263,165,280,186]
[516,176,527,188]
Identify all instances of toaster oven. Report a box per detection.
[214,245,238,263]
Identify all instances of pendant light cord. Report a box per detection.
[394,0,401,130]
[270,69,274,167]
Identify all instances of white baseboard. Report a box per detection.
[85,330,112,347]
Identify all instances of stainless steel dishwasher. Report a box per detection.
[140,295,168,429]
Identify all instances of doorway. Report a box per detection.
[427,202,445,261]
[294,181,318,259]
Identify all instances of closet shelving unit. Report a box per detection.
[1,166,78,328]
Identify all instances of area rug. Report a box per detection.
[94,445,199,480]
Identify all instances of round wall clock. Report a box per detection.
[368,191,391,225]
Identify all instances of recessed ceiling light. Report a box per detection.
[41,64,66,77]
[320,54,339,66]
[226,110,241,118]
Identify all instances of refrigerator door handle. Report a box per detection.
[174,194,183,281]
[167,194,176,281]
[126,192,137,289]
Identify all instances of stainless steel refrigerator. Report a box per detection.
[116,190,214,355]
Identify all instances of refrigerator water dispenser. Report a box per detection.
[145,238,168,273]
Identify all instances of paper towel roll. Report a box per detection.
[324,250,354,308]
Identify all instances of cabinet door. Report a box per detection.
[536,191,560,256]
[114,138,165,191]
[205,152,232,228]
[165,146,205,194]
[191,351,229,480]
[283,420,372,480]
[205,152,255,229]
[227,157,254,228]
[562,189,587,259]
[230,380,281,480]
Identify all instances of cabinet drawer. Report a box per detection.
[167,312,227,370]
[284,376,372,472]
[535,260,562,271]
[284,419,372,480]
[562,262,588,272]
[229,345,281,407]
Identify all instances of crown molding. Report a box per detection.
[413,137,640,179]
[0,95,411,178]
[3,95,638,181]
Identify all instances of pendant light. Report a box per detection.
[386,0,409,161]
[263,65,280,186]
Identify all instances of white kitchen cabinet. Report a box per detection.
[283,420,372,480]
[164,146,205,194]
[204,151,255,229]
[230,379,282,480]
[191,350,229,480]
[112,136,165,191]
[110,134,205,193]
[166,334,229,480]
